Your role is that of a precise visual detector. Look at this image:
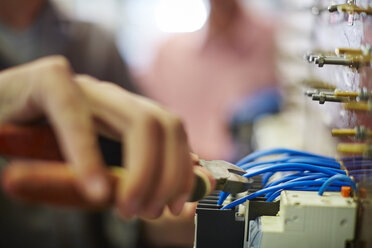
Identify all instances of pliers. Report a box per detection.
[0,124,252,208]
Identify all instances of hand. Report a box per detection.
[0,56,195,218]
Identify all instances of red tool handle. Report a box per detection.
[0,124,211,208]
[0,124,116,208]
[2,161,118,209]
[0,124,63,160]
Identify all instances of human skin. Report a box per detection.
[0,56,200,219]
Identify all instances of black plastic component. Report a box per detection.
[244,198,280,244]
[195,191,245,248]
[194,176,280,248]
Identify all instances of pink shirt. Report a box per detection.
[137,11,276,160]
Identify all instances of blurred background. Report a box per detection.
[1,0,372,247]
[51,0,280,72]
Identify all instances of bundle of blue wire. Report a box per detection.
[219,148,357,210]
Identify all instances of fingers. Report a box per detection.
[190,153,200,165]
[0,56,109,203]
[135,112,194,218]
[161,118,194,216]
[120,115,193,219]
[75,77,195,218]
[34,57,109,203]
[118,116,163,218]
[0,57,196,214]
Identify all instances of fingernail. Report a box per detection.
[126,200,141,216]
[85,175,109,202]
[171,194,188,216]
[149,203,164,219]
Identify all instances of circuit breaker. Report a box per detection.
[194,0,372,247]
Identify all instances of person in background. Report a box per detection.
[137,0,277,161]
[0,1,208,247]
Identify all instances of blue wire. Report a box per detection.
[244,163,343,177]
[264,174,304,188]
[266,186,342,202]
[222,180,334,209]
[286,158,340,169]
[264,172,327,188]
[240,157,290,170]
[240,156,339,173]
[265,174,329,198]
[218,191,229,205]
[265,190,282,202]
[220,172,332,205]
[218,148,348,206]
[264,174,329,197]
[236,148,334,166]
[262,172,275,185]
[318,174,357,196]
[222,179,351,209]
[243,163,345,178]
[243,160,340,174]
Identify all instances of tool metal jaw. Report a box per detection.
[199,159,252,194]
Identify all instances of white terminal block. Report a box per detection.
[248,190,357,248]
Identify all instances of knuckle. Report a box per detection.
[35,56,73,89]
[165,115,185,135]
[159,177,179,198]
[74,74,96,83]
[140,113,163,133]
[43,55,71,72]
[98,82,126,92]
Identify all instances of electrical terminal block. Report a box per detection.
[311,92,350,104]
[306,87,371,104]
[305,89,352,104]
[310,5,330,16]
[314,54,371,68]
[247,191,357,248]
[332,126,372,141]
[328,1,372,16]
[304,89,333,97]
[305,51,336,63]
[306,45,372,69]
